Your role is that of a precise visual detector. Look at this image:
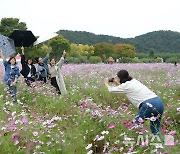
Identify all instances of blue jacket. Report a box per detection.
[3,61,20,82]
[37,56,49,78]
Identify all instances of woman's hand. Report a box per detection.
[104,78,110,88]
[62,50,66,57]
[104,78,109,84]
[47,47,52,54]
[21,46,25,55]
[0,50,6,61]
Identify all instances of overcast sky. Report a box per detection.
[0,0,180,38]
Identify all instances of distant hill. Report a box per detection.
[57,30,180,53]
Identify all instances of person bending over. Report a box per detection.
[104,70,164,141]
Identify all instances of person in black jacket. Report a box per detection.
[20,47,36,86]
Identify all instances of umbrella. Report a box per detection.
[9,29,37,47]
[33,32,58,45]
[0,34,16,58]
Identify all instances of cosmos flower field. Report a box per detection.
[0,63,179,154]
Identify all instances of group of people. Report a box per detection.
[0,49,165,141]
[0,47,67,102]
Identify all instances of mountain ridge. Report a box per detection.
[57,30,180,53]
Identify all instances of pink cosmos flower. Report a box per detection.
[108,123,116,129]
[168,130,176,135]
[28,142,34,148]
[165,119,172,125]
[22,116,28,124]
[12,133,19,145]
[138,117,144,123]
[162,126,166,134]
[8,124,17,131]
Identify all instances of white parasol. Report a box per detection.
[33,32,58,45]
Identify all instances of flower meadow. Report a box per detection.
[0,63,179,154]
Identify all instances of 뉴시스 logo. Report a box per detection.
[123,134,174,147]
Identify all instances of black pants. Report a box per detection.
[25,77,35,86]
[51,77,61,94]
[39,76,47,83]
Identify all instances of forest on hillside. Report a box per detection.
[57,30,180,53]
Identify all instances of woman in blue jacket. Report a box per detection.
[35,49,51,83]
[0,50,20,102]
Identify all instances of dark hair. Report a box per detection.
[117,70,132,84]
[35,56,40,63]
[26,57,33,64]
[49,58,56,66]
[8,56,16,65]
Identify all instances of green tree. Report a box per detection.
[94,42,114,61]
[69,44,94,58]
[48,35,70,60]
[114,44,136,58]
[0,18,27,36]
[149,48,155,58]
[19,45,48,60]
[89,56,102,63]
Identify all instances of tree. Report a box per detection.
[69,44,94,57]
[0,18,27,36]
[114,44,136,58]
[94,42,114,61]
[48,35,70,60]
[149,48,155,58]
[19,44,48,60]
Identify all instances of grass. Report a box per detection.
[0,63,179,154]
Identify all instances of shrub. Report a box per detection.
[89,56,102,64]
[155,57,163,63]
[121,57,133,63]
[132,57,142,63]
[140,58,151,63]
[166,57,180,63]
[66,56,88,64]
[79,56,88,63]
[66,57,74,63]
[73,57,82,64]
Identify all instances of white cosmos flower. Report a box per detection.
[150,116,156,121]
[101,131,109,135]
[87,150,93,154]
[85,143,92,150]
[97,136,104,141]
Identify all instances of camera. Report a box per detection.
[109,78,114,82]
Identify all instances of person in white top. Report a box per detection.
[104,70,164,137]
[48,50,67,95]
